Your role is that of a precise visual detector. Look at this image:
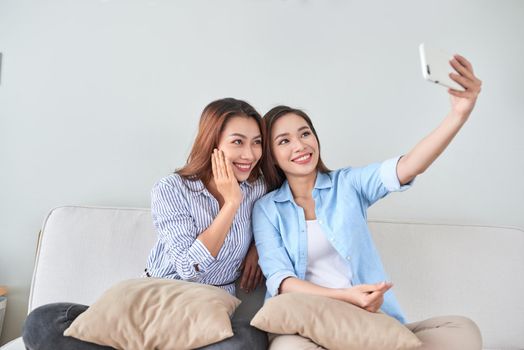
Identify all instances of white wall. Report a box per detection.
[1,0,523,345]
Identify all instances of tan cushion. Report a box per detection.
[250,293,421,350]
[64,278,241,350]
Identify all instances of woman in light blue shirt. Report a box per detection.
[253,55,483,349]
[23,98,268,350]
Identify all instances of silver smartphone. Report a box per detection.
[419,43,465,91]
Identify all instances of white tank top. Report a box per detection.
[305,220,353,288]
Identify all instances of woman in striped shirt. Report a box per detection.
[22,98,268,350]
[145,97,266,295]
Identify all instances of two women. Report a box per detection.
[253,54,483,349]
[24,54,483,350]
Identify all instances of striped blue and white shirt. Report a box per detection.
[146,173,266,295]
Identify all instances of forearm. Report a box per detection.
[280,277,345,301]
[397,112,467,185]
[197,202,239,257]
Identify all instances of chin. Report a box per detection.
[235,173,251,182]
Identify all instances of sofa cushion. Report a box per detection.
[64,278,241,350]
[251,293,421,350]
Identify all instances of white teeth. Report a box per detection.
[234,163,251,169]
[294,154,311,162]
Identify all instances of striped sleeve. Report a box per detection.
[151,178,215,281]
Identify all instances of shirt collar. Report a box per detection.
[273,171,332,203]
[187,177,253,198]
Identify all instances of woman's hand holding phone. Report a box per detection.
[448,55,482,121]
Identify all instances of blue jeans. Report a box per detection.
[22,303,268,350]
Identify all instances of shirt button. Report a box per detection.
[346,256,351,260]
[318,220,323,224]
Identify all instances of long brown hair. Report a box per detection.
[177,98,263,184]
[262,106,330,192]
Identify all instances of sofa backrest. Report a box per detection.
[29,206,524,349]
[369,221,524,349]
[29,206,157,311]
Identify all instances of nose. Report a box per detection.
[240,145,256,161]
[292,138,306,153]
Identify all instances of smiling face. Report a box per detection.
[216,116,263,182]
[270,113,320,180]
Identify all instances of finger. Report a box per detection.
[449,73,475,90]
[454,54,474,74]
[448,88,476,99]
[211,150,218,179]
[365,292,384,309]
[216,149,225,179]
[240,267,248,290]
[246,265,256,292]
[356,283,380,293]
[449,57,475,80]
[255,267,263,287]
[368,296,384,313]
[449,73,481,94]
[376,281,393,292]
[366,290,385,302]
[224,156,236,181]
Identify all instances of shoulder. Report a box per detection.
[152,173,203,197]
[326,166,355,184]
[253,188,279,211]
[332,162,381,181]
[247,176,268,197]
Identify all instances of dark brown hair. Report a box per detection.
[262,106,330,192]
[177,98,263,184]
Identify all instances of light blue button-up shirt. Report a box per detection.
[252,156,411,323]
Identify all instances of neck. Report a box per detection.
[287,171,317,199]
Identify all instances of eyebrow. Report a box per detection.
[273,126,310,141]
[228,133,262,140]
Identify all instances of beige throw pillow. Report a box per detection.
[64,278,241,350]
[250,293,421,350]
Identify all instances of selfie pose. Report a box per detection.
[23,98,268,350]
[253,55,483,349]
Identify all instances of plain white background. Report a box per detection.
[1,0,523,345]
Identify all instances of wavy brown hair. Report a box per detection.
[262,106,330,192]
[177,98,263,184]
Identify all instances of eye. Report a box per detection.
[232,139,243,145]
[253,139,262,145]
[277,138,289,145]
[301,131,311,138]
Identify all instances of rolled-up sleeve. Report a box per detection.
[151,180,215,281]
[252,200,297,297]
[346,156,414,207]
[379,156,414,192]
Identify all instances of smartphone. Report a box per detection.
[419,43,465,91]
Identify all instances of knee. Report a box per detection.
[22,303,87,350]
[449,315,483,350]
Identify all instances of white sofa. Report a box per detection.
[1,206,523,349]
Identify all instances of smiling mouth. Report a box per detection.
[291,153,312,164]
[233,162,252,172]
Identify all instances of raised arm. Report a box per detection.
[397,55,482,185]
